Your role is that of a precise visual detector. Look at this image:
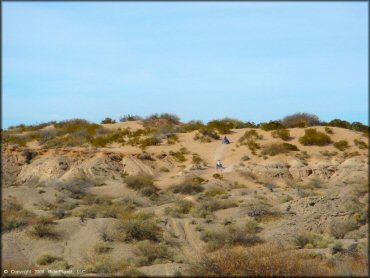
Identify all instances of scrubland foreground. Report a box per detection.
[2,114,369,276]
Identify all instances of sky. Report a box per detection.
[3,2,368,128]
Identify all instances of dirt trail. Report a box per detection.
[169,218,203,260]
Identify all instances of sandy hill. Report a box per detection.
[1,121,368,276]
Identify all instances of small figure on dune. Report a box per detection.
[216,160,223,169]
[222,136,230,144]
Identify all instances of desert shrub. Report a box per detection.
[28,222,59,239]
[2,200,35,232]
[354,139,368,149]
[293,232,335,249]
[328,218,358,239]
[140,136,162,148]
[119,114,142,122]
[180,120,205,133]
[201,225,263,251]
[261,143,299,156]
[193,127,220,142]
[205,187,226,197]
[135,240,174,266]
[165,200,194,217]
[245,219,259,234]
[239,129,263,142]
[281,113,321,128]
[93,242,113,254]
[299,128,332,146]
[243,201,281,222]
[37,254,62,265]
[54,119,101,135]
[125,175,155,191]
[188,244,335,276]
[166,134,179,145]
[83,253,125,275]
[23,149,38,164]
[320,150,338,158]
[241,155,250,161]
[212,173,223,180]
[192,198,237,218]
[327,119,351,129]
[207,119,234,134]
[271,129,291,141]
[159,166,170,172]
[101,117,116,124]
[192,153,203,165]
[169,150,187,162]
[115,213,162,242]
[260,121,286,131]
[143,113,180,128]
[325,127,334,134]
[169,176,205,195]
[170,183,204,195]
[333,140,349,151]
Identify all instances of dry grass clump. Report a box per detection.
[271,128,291,141]
[114,212,162,242]
[166,133,180,145]
[205,187,226,197]
[135,240,174,266]
[333,140,350,151]
[2,199,35,232]
[293,232,336,249]
[261,142,298,156]
[119,114,142,122]
[243,200,281,222]
[299,128,332,146]
[143,113,181,128]
[354,139,368,149]
[189,243,337,276]
[93,241,113,254]
[237,169,257,181]
[191,153,204,165]
[201,225,263,251]
[281,112,321,128]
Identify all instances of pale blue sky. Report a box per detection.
[3,2,368,128]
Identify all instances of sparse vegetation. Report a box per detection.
[260,121,286,131]
[37,254,62,265]
[293,232,336,249]
[354,139,368,149]
[135,240,174,266]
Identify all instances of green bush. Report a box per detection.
[207,119,234,134]
[260,121,286,131]
[333,140,349,151]
[101,117,116,124]
[243,201,281,222]
[140,136,162,148]
[261,143,299,156]
[192,154,203,165]
[271,129,291,141]
[299,128,332,146]
[170,182,204,195]
[281,113,321,128]
[326,119,351,129]
[119,114,142,122]
[169,150,187,162]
